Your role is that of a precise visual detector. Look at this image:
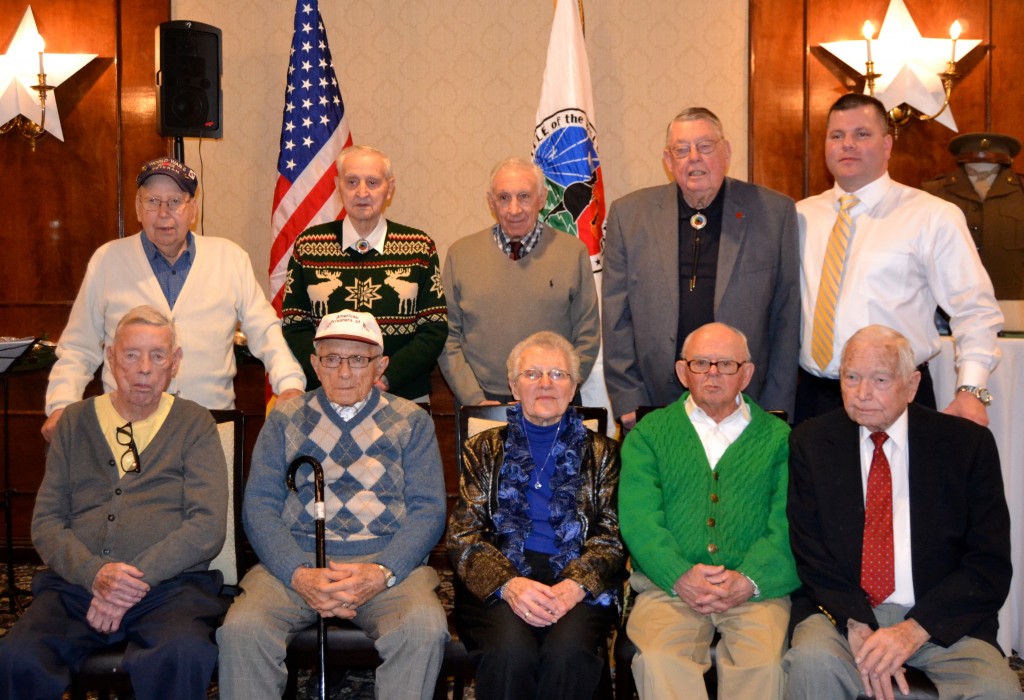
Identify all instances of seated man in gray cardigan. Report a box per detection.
[0,305,228,700]
[217,309,448,700]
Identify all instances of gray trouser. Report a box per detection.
[217,563,448,700]
[783,605,1023,700]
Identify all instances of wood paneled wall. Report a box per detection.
[750,0,1024,200]
[1,0,170,548]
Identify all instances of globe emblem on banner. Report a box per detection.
[533,108,605,271]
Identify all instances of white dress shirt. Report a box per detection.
[684,393,752,468]
[341,216,388,253]
[798,173,1003,386]
[858,410,915,606]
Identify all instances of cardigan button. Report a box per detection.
[108,460,115,467]
[710,493,719,503]
[102,549,110,555]
[107,514,115,522]
[707,518,716,527]
[114,488,122,496]
[707,543,718,554]
[713,472,719,481]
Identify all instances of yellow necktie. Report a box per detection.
[811,194,859,371]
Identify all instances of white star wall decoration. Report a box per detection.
[0,7,97,141]
[820,0,980,132]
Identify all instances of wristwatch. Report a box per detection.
[375,563,396,588]
[956,385,992,406]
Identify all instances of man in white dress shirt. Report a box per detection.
[795,93,1003,426]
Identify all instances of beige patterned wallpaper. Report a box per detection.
[172,0,749,293]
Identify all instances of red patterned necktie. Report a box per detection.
[861,431,895,607]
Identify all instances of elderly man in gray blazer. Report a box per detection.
[603,107,800,429]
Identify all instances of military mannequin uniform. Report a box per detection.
[923,133,1024,299]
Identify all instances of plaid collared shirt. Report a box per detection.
[492,220,545,259]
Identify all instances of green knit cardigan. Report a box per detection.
[619,393,800,600]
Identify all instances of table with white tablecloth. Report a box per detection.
[931,336,1024,654]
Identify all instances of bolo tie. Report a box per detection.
[688,211,707,291]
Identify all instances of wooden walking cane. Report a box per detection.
[287,455,327,700]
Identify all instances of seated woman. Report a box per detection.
[447,331,626,700]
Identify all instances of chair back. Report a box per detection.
[208,409,245,587]
[455,404,607,473]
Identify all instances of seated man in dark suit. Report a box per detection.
[784,324,1021,700]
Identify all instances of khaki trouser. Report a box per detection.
[627,571,791,700]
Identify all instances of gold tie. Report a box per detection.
[811,194,859,371]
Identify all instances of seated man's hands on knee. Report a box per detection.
[291,561,391,619]
[673,563,755,615]
[88,562,150,633]
[848,618,930,700]
[291,565,357,619]
[328,561,388,611]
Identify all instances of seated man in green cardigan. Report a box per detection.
[619,322,799,700]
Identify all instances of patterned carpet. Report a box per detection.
[0,563,472,700]
[3,564,1022,698]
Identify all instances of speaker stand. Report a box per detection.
[173,136,184,163]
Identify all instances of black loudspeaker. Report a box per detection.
[156,20,223,138]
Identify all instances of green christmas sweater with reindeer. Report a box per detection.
[281,220,448,400]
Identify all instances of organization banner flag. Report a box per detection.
[533,0,613,428]
[532,0,605,272]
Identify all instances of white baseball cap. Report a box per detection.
[313,310,384,348]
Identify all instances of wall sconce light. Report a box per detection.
[0,33,52,150]
[863,20,962,130]
[0,7,96,151]
[820,0,982,136]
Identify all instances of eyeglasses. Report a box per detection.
[115,422,141,475]
[516,368,573,383]
[116,349,173,367]
[316,354,379,369]
[138,195,191,214]
[669,139,722,159]
[682,358,747,375]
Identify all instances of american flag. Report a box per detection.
[269,0,352,311]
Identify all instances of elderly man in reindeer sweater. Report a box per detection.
[281,145,447,401]
[42,157,305,441]
[619,322,799,700]
[217,309,448,700]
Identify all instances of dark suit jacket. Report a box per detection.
[602,178,799,419]
[787,404,1011,649]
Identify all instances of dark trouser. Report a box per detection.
[455,550,616,700]
[0,569,226,700]
[794,362,936,426]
